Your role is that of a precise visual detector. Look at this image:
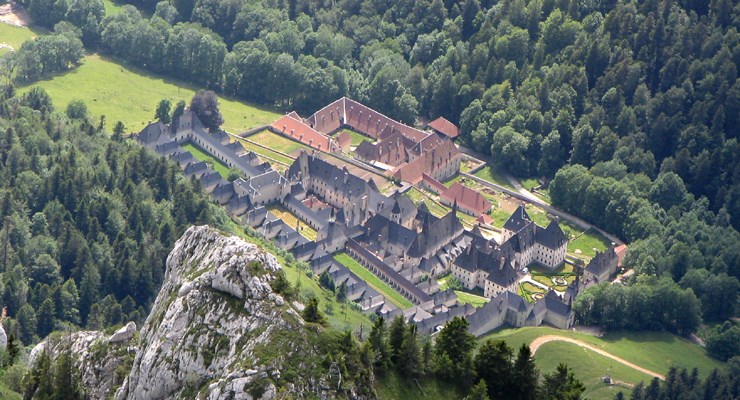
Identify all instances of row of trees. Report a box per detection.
[619,366,738,400]
[4,28,84,83]
[0,86,226,345]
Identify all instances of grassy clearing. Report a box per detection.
[0,23,44,54]
[537,341,650,400]
[455,290,488,307]
[333,253,413,309]
[18,54,280,135]
[473,165,516,190]
[102,0,125,15]
[267,205,318,241]
[480,327,726,382]
[247,130,310,155]
[568,228,612,258]
[236,138,294,166]
[181,142,230,179]
[222,219,372,331]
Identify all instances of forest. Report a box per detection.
[0,0,739,372]
[0,86,226,348]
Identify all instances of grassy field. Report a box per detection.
[247,130,311,155]
[473,165,516,190]
[333,253,413,309]
[18,55,280,135]
[568,228,613,258]
[455,290,488,307]
[481,327,726,385]
[181,142,231,179]
[536,341,651,399]
[267,205,318,241]
[236,138,294,166]
[0,23,43,54]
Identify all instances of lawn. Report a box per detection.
[536,341,652,400]
[181,142,230,179]
[247,129,311,155]
[520,177,551,202]
[267,205,318,241]
[473,165,516,190]
[480,327,727,382]
[568,228,613,258]
[0,23,44,54]
[337,128,371,147]
[405,187,478,228]
[333,253,414,309]
[236,138,295,166]
[455,290,488,308]
[18,54,280,135]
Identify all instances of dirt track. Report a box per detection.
[529,335,665,380]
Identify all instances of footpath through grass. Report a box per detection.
[334,253,413,309]
[481,327,726,380]
[18,54,280,135]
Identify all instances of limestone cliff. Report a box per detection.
[32,226,351,400]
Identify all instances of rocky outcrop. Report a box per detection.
[28,330,136,400]
[31,226,359,400]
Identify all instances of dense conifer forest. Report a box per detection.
[0,86,226,346]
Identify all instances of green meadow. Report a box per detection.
[19,54,280,135]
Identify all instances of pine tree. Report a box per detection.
[302,297,324,324]
[17,303,37,345]
[512,344,539,400]
[398,324,422,378]
[52,350,83,399]
[541,363,585,400]
[388,315,406,364]
[368,317,391,374]
[5,334,18,366]
[475,339,514,399]
[434,316,476,384]
[468,379,490,400]
[37,298,55,338]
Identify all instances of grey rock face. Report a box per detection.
[109,322,137,343]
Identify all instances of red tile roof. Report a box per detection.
[421,173,447,194]
[392,138,460,184]
[307,97,430,143]
[270,114,336,152]
[428,117,460,139]
[440,182,492,216]
[476,213,494,225]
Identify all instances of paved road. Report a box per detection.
[529,335,665,380]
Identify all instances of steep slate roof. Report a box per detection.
[171,151,195,168]
[440,182,492,216]
[362,214,417,252]
[137,121,169,147]
[585,246,618,277]
[377,193,417,224]
[421,173,448,194]
[535,221,567,250]
[184,161,208,178]
[503,205,532,233]
[427,116,460,139]
[408,207,463,258]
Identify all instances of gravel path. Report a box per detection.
[529,335,665,380]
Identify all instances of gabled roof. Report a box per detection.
[503,205,532,233]
[535,221,567,250]
[428,116,460,139]
[585,246,618,276]
[270,114,335,152]
[440,182,492,216]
